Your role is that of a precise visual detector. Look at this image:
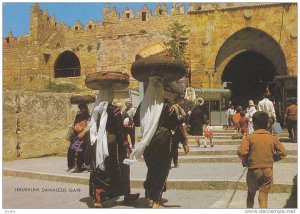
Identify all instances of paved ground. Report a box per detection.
[3,176,293,209]
[3,129,296,209]
[3,156,297,185]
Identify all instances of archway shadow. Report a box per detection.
[80,196,180,208]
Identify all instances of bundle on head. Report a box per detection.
[70,94,96,105]
[131,55,186,83]
[85,71,130,90]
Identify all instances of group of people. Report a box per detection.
[235,92,296,208]
[66,76,190,208]
[227,92,297,142]
[226,100,257,137]
[65,87,293,209]
[66,87,141,208]
[226,92,295,138]
[66,100,137,173]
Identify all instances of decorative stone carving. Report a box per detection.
[202,37,209,46]
[244,10,252,20]
[290,31,297,39]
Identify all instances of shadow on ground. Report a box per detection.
[279,138,297,143]
[80,196,178,208]
[284,174,297,208]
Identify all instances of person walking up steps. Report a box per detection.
[233,106,242,138]
[246,100,257,134]
[227,105,235,128]
[237,111,287,208]
[258,92,276,133]
[239,110,249,137]
[204,121,213,148]
[285,99,297,142]
[189,98,206,147]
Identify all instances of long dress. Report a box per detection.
[189,106,206,136]
[134,100,181,203]
[67,132,89,170]
[89,103,130,199]
[67,114,90,171]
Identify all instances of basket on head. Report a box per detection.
[135,43,171,60]
[85,71,130,90]
[70,94,96,105]
[131,55,186,83]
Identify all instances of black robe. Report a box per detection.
[134,100,181,203]
[89,103,130,199]
[189,106,206,136]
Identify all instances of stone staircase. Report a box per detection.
[178,128,297,164]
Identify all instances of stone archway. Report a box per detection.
[215,27,287,106]
[54,50,81,78]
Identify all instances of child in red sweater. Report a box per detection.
[233,106,242,135]
[239,111,249,136]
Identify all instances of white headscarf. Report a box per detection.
[185,87,196,102]
[90,86,114,170]
[123,76,164,165]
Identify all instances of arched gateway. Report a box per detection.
[54,50,81,78]
[215,27,287,106]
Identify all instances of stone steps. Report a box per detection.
[175,155,297,163]
[188,140,241,145]
[178,149,297,156]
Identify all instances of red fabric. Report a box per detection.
[233,113,241,128]
[286,104,297,120]
[204,130,212,138]
[239,117,249,134]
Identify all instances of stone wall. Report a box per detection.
[3,91,81,160]
[3,90,130,161]
[3,3,297,92]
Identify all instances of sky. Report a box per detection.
[2,2,189,37]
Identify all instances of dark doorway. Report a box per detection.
[54,51,80,78]
[142,12,146,21]
[222,51,276,107]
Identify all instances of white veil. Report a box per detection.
[123,76,164,165]
[90,86,114,170]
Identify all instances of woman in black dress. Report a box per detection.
[88,87,139,208]
[125,76,187,208]
[189,98,206,147]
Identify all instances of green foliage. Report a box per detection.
[165,21,190,63]
[46,81,83,92]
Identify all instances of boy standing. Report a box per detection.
[237,111,287,208]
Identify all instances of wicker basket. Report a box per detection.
[136,43,171,59]
[85,71,130,90]
[70,94,96,105]
[131,55,186,83]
